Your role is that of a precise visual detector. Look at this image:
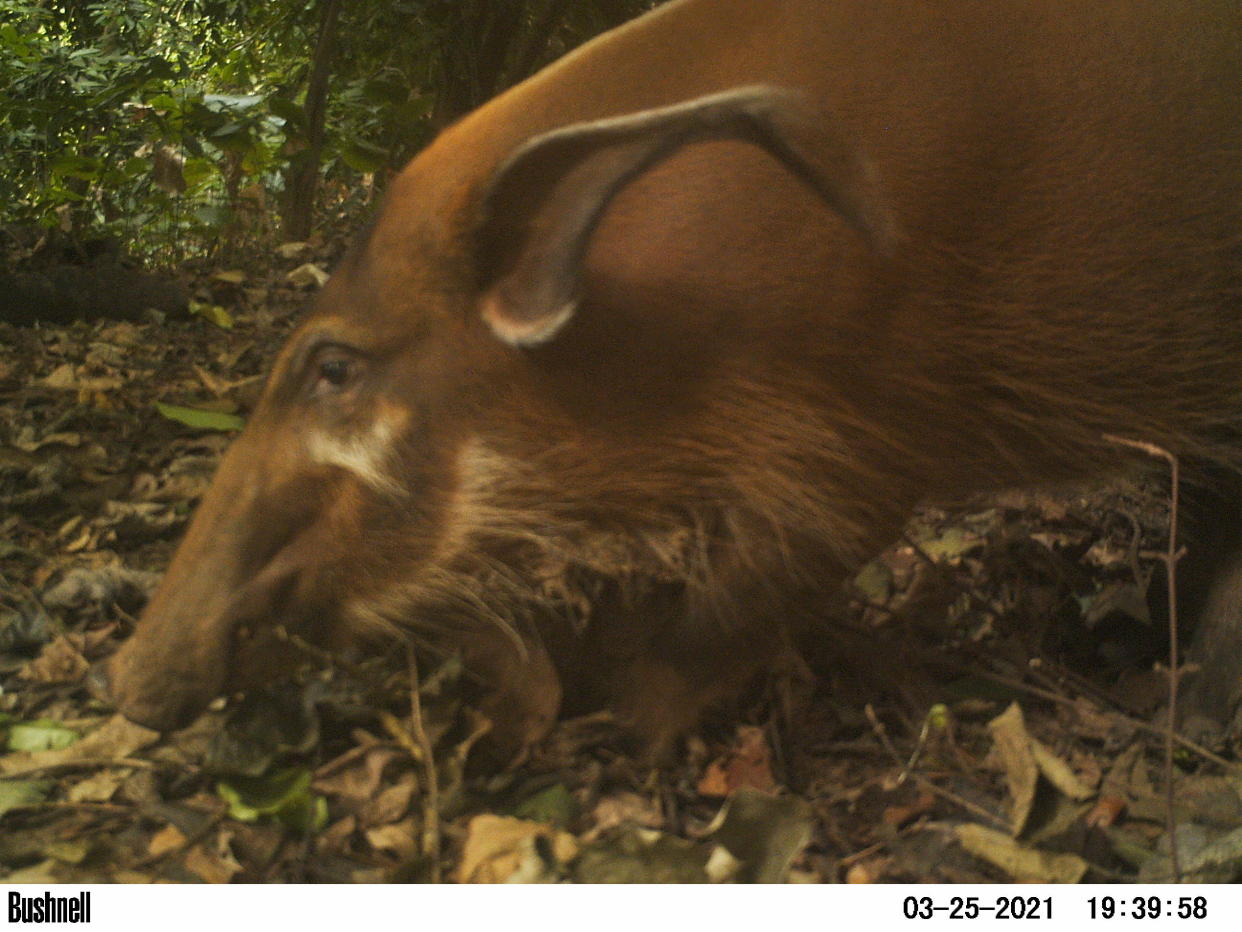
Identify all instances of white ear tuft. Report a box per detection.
[481,292,579,347]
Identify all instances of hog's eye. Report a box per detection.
[319,357,352,386]
[308,347,361,397]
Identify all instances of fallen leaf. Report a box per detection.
[365,819,418,859]
[184,831,243,884]
[988,702,1092,835]
[574,825,723,884]
[313,745,405,816]
[66,770,126,804]
[189,302,234,329]
[883,792,936,829]
[586,792,663,841]
[853,560,893,603]
[19,636,88,684]
[988,703,1039,834]
[41,565,160,612]
[1,715,159,775]
[7,719,80,753]
[705,788,813,883]
[457,815,578,883]
[697,726,777,797]
[286,263,329,288]
[1030,740,1094,800]
[0,778,53,816]
[147,824,188,858]
[216,767,328,832]
[1085,796,1127,829]
[511,783,577,828]
[362,778,415,827]
[276,242,311,260]
[155,402,244,432]
[845,860,885,884]
[955,824,1088,883]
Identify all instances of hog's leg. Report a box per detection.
[456,628,562,765]
[1178,551,1242,741]
[1172,474,1242,741]
[607,604,791,760]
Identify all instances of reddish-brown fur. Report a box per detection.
[109,0,1242,758]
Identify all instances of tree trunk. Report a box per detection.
[281,0,343,241]
[509,0,571,85]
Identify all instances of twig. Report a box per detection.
[4,801,132,815]
[864,704,1008,830]
[273,626,372,680]
[838,841,886,869]
[1,757,165,780]
[380,646,441,882]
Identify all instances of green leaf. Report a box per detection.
[50,154,103,181]
[189,301,234,329]
[155,403,244,432]
[0,779,53,817]
[339,139,388,174]
[204,94,264,111]
[266,95,304,127]
[912,525,982,562]
[192,204,231,226]
[181,157,217,192]
[8,720,81,753]
[512,784,578,828]
[146,92,178,111]
[217,767,328,832]
[852,560,893,603]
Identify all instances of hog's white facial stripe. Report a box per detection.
[307,414,405,496]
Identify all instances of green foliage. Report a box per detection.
[0,0,269,260]
[216,768,328,832]
[0,0,657,264]
[155,402,244,431]
[0,778,52,817]
[5,718,81,752]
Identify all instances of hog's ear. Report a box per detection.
[473,84,894,347]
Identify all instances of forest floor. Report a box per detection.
[2,251,1241,884]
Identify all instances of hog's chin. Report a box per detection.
[226,612,345,685]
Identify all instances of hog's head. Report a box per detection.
[108,87,890,757]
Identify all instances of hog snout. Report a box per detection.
[108,536,309,732]
[107,605,232,732]
[106,649,225,732]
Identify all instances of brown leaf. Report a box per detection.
[1085,796,1127,829]
[146,824,187,858]
[20,635,89,684]
[184,832,242,884]
[697,726,776,798]
[988,703,1092,835]
[882,792,936,829]
[364,819,418,859]
[66,770,126,804]
[955,824,1088,883]
[316,815,357,857]
[845,859,887,884]
[456,815,578,884]
[586,792,664,842]
[313,745,407,816]
[362,777,416,827]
